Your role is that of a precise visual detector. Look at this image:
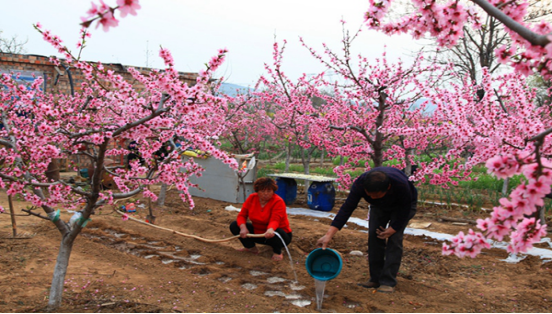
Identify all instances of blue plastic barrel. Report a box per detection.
[275,178,297,206]
[79,168,89,179]
[307,182,335,211]
[305,248,343,281]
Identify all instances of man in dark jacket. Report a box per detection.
[317,167,417,293]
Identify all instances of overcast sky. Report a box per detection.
[1,0,424,87]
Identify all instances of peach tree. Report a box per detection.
[0,1,238,309]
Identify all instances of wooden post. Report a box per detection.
[8,195,17,237]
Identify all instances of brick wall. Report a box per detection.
[0,52,198,95]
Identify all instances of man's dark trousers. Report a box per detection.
[368,203,416,287]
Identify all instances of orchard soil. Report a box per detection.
[1,180,552,312]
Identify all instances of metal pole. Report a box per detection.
[60,63,74,96]
[8,194,17,237]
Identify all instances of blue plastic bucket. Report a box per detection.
[305,248,343,281]
[275,178,297,205]
[307,182,335,211]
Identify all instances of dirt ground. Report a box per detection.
[1,183,552,313]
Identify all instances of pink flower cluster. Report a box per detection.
[81,0,141,31]
[0,16,240,223]
[81,0,118,31]
[34,24,72,61]
[492,3,552,79]
[159,48,174,68]
[364,0,552,78]
[365,0,474,46]
[442,230,490,258]
[443,155,550,257]
[197,48,229,85]
[297,31,464,189]
[116,0,141,17]
[485,155,520,179]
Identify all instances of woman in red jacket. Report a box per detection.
[229,177,292,261]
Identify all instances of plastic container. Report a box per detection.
[307,182,335,211]
[69,211,83,228]
[79,168,89,179]
[126,203,136,213]
[275,178,297,206]
[305,248,343,281]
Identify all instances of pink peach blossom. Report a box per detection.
[116,0,141,17]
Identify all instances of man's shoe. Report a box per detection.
[377,285,394,293]
[358,281,380,289]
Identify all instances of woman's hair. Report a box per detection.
[254,177,278,192]
[362,171,389,192]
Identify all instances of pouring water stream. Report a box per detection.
[275,233,328,309]
[275,232,298,283]
[314,279,326,310]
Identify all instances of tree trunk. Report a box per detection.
[403,148,414,176]
[46,141,106,310]
[157,183,168,206]
[8,194,17,237]
[301,147,314,200]
[47,234,76,310]
[502,177,509,196]
[372,91,387,168]
[285,142,292,172]
[267,151,285,163]
[302,149,311,176]
[538,207,546,226]
[372,141,384,168]
[244,130,249,151]
[232,132,245,154]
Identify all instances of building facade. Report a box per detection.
[0,52,198,95]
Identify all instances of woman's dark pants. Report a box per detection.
[229,221,292,254]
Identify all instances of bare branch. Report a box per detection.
[21,208,50,220]
[0,30,27,54]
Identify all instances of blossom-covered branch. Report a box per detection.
[365,0,552,78]
[80,0,141,31]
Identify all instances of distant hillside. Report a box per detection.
[216,84,438,115]
[218,83,251,97]
[412,98,437,114]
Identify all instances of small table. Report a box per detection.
[268,173,337,211]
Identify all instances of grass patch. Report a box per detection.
[257,161,364,179]
[256,157,552,214]
[418,181,552,213]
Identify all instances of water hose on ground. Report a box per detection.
[115,209,266,243]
